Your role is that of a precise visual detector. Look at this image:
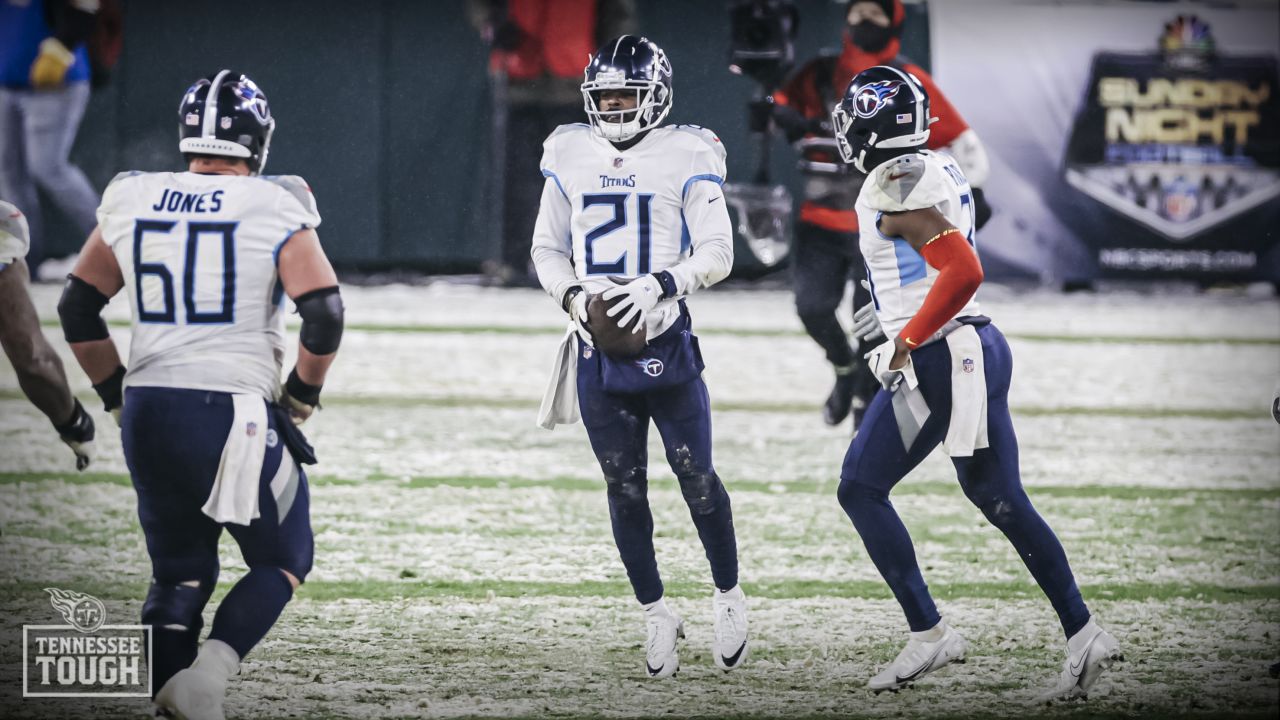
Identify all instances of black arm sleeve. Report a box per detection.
[294,286,344,355]
[57,275,110,343]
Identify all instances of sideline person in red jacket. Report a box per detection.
[756,0,989,430]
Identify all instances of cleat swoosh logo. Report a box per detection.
[646,662,665,676]
[892,639,951,686]
[1068,651,1087,678]
[720,641,747,668]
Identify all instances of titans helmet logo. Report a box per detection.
[854,80,902,119]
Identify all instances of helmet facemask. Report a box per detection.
[582,70,671,142]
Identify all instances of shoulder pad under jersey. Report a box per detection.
[862,153,949,213]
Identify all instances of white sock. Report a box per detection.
[911,620,947,643]
[642,597,672,617]
[191,639,239,680]
[1067,619,1100,655]
[716,584,744,600]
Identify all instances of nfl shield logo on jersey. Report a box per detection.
[963,358,975,374]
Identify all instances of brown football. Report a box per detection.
[586,290,647,359]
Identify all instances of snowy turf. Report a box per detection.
[1,282,1278,719]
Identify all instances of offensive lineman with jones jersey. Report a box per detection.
[830,67,1120,698]
[57,70,343,720]
[531,36,747,678]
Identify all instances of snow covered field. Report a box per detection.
[1,282,1278,719]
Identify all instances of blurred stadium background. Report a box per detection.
[4,0,1279,719]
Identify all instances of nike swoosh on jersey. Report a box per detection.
[887,171,909,181]
[720,641,747,667]
[708,196,721,204]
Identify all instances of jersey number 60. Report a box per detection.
[133,219,238,325]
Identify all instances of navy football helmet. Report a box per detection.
[831,65,932,173]
[581,36,673,142]
[178,70,275,174]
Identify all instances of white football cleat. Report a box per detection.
[868,621,968,693]
[153,668,226,720]
[644,600,684,679]
[712,585,749,670]
[1039,619,1121,702]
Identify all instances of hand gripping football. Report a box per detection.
[586,279,648,359]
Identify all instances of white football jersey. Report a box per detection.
[96,171,321,400]
[0,200,30,267]
[856,150,982,339]
[532,123,732,336]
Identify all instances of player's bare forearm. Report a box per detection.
[69,338,124,385]
[0,259,76,425]
[294,345,336,387]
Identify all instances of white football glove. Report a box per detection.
[602,274,663,333]
[568,289,591,345]
[864,337,918,392]
[852,297,885,348]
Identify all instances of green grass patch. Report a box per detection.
[3,577,1275,605]
[40,317,1280,346]
[0,389,1266,420]
[5,471,1277,502]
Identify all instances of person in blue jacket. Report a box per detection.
[0,0,101,275]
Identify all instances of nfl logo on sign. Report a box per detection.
[962,358,975,374]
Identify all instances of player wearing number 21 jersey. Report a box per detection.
[57,70,344,720]
[531,35,747,680]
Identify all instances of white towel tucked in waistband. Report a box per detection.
[943,324,989,457]
[537,324,581,430]
[202,393,269,525]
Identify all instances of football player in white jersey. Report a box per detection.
[57,70,343,720]
[0,200,96,469]
[829,66,1120,698]
[531,36,747,678]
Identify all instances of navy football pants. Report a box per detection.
[122,387,313,690]
[837,324,1091,639]
[577,355,738,604]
